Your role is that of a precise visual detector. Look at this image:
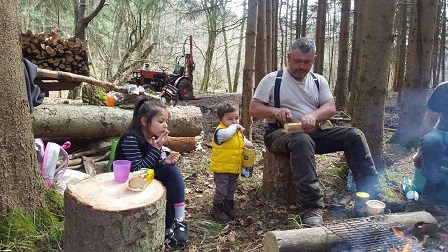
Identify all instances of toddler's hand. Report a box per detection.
[236,124,245,132]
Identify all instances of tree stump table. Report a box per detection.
[64,172,166,252]
[262,150,299,203]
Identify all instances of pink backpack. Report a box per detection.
[34,138,71,187]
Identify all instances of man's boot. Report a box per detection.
[211,202,230,222]
[223,200,237,220]
[419,181,444,205]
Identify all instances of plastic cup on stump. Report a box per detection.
[113,160,131,183]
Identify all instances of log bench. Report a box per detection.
[262,150,299,203]
[64,172,166,252]
[264,211,438,252]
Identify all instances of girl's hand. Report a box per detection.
[148,130,170,149]
[163,152,179,165]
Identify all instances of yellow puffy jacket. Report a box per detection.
[210,123,244,174]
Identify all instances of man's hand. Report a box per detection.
[148,130,170,149]
[274,108,292,124]
[413,150,423,169]
[301,114,318,131]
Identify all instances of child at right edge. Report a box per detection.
[210,103,253,222]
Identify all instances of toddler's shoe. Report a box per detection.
[223,199,237,220]
[211,202,230,222]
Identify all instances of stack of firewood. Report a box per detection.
[21,30,89,75]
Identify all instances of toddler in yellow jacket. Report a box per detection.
[210,103,253,222]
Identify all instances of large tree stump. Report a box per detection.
[264,211,438,252]
[262,150,299,203]
[64,172,166,252]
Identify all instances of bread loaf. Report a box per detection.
[128,169,154,190]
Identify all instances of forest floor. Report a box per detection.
[172,92,448,252]
[45,91,448,252]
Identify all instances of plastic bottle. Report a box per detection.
[106,139,118,172]
[402,173,419,201]
[347,169,356,192]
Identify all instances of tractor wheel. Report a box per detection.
[177,79,193,100]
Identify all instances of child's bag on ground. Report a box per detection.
[34,138,71,187]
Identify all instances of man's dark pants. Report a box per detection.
[264,126,379,209]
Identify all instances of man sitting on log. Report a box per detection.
[249,37,380,227]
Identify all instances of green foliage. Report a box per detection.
[0,190,64,251]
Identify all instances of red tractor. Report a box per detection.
[129,35,195,101]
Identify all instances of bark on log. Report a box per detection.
[32,104,203,138]
[262,150,299,203]
[264,211,438,252]
[64,172,166,252]
[165,137,198,152]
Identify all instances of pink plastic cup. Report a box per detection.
[113,160,131,183]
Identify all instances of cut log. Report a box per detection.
[64,172,166,252]
[165,136,199,152]
[32,104,203,138]
[264,211,438,252]
[262,150,299,203]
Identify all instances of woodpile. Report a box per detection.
[21,30,88,75]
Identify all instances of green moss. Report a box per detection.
[82,84,108,105]
[0,189,64,251]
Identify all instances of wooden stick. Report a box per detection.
[284,122,305,134]
[36,68,160,100]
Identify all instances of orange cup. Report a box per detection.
[106,96,115,107]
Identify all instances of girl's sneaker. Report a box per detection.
[165,219,188,247]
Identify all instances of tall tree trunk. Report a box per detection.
[200,0,220,92]
[255,0,267,88]
[242,0,258,140]
[296,0,302,38]
[334,0,351,109]
[431,0,442,88]
[233,1,247,92]
[314,0,327,74]
[222,13,232,92]
[392,0,409,105]
[440,0,446,82]
[347,0,362,116]
[273,0,279,69]
[266,0,273,72]
[301,0,308,37]
[394,0,439,147]
[0,0,47,215]
[327,0,337,86]
[68,0,106,100]
[351,0,396,170]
